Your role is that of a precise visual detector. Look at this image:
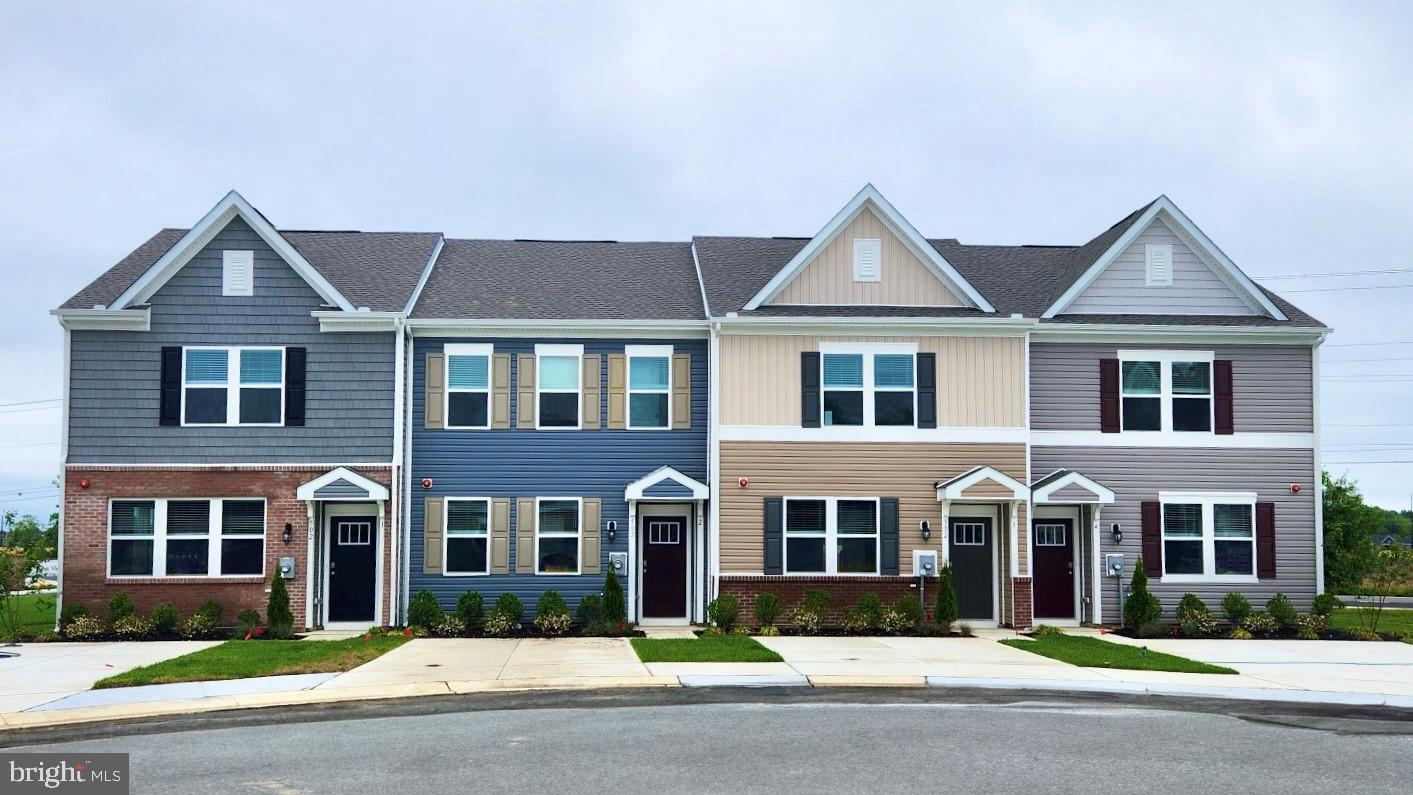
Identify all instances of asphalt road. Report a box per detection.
[1339,594,1413,609]
[10,690,1413,794]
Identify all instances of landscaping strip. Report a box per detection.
[1329,607,1412,639]
[1000,635,1236,674]
[95,636,408,688]
[630,635,783,663]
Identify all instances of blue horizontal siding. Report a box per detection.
[409,337,709,613]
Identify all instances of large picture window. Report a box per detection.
[1119,350,1213,433]
[1160,492,1256,581]
[818,344,917,428]
[445,498,490,575]
[783,497,880,575]
[626,345,671,429]
[536,344,582,429]
[445,344,492,429]
[108,498,266,578]
[183,346,285,426]
[536,498,581,574]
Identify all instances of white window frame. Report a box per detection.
[818,342,918,429]
[625,344,673,430]
[444,343,493,430]
[782,496,881,576]
[1117,350,1214,436]
[222,250,254,296]
[1158,491,1257,584]
[534,496,583,576]
[534,343,583,431]
[443,497,491,576]
[106,497,266,579]
[181,345,286,427]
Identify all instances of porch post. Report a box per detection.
[1091,505,1104,626]
[304,501,316,630]
[627,499,638,623]
[694,501,706,624]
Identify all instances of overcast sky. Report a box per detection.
[3,1,1411,517]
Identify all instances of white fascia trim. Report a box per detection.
[741,184,996,313]
[403,234,445,315]
[716,316,1034,336]
[111,190,355,312]
[314,311,403,332]
[407,319,709,339]
[720,425,1028,444]
[67,461,395,469]
[52,308,151,331]
[1032,471,1116,504]
[690,241,712,318]
[1042,196,1286,320]
[936,466,1030,501]
[625,465,709,502]
[296,467,391,501]
[1030,430,1315,449]
[1033,322,1328,346]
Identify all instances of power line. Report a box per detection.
[1281,283,1413,294]
[1255,266,1413,280]
[1327,460,1413,465]
[1326,340,1413,348]
[0,398,60,408]
[1324,357,1413,364]
[0,442,58,451]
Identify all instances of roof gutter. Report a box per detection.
[313,310,403,332]
[1032,321,1331,345]
[714,314,1037,336]
[406,318,711,338]
[51,307,151,331]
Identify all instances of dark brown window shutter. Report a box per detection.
[285,347,307,427]
[159,346,181,426]
[800,352,821,428]
[1100,359,1120,433]
[1213,359,1234,435]
[880,498,900,575]
[1256,502,1276,578]
[763,497,783,575]
[1140,500,1161,576]
[916,353,937,429]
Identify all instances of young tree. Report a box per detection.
[1356,546,1413,635]
[934,565,959,629]
[1322,472,1379,593]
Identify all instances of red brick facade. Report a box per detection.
[1010,576,1033,630]
[62,465,394,630]
[718,576,941,625]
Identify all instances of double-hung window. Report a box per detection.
[445,344,492,428]
[1160,492,1256,580]
[165,500,211,575]
[108,498,266,578]
[182,346,284,426]
[445,498,490,575]
[783,497,880,575]
[1119,350,1213,433]
[536,344,582,429]
[109,500,156,577]
[819,344,918,428]
[220,500,266,575]
[536,498,581,574]
[626,345,671,429]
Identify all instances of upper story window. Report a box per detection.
[626,345,671,429]
[1119,350,1212,433]
[820,344,917,428]
[109,498,266,578]
[535,344,582,429]
[1161,492,1255,580]
[222,250,254,296]
[536,498,581,574]
[183,346,284,426]
[445,498,490,575]
[784,497,879,575]
[446,344,492,429]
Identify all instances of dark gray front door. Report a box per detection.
[949,516,994,620]
[329,516,376,623]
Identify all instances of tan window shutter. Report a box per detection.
[490,498,510,574]
[516,354,536,429]
[582,498,601,575]
[607,353,627,429]
[582,354,602,430]
[672,353,691,429]
[492,354,512,429]
[423,497,444,574]
[425,353,445,430]
[516,498,536,573]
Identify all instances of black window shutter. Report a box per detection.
[1141,500,1162,576]
[1214,359,1234,435]
[159,346,181,426]
[880,497,900,575]
[1256,502,1276,578]
[916,353,937,429]
[800,352,821,428]
[285,347,307,427]
[763,497,783,575]
[1100,359,1120,433]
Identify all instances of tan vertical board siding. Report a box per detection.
[425,353,445,430]
[581,498,601,574]
[961,480,1017,499]
[515,498,535,574]
[516,354,536,429]
[490,498,510,574]
[606,354,627,429]
[718,441,1026,574]
[719,335,1025,427]
[582,355,601,430]
[491,354,511,429]
[770,208,964,307]
[423,497,444,574]
[671,353,691,429]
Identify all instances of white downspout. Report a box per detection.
[1312,334,1326,595]
[54,327,70,630]
[389,317,406,625]
[401,322,415,624]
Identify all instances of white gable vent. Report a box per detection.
[1145,243,1173,287]
[222,250,254,296]
[853,238,881,282]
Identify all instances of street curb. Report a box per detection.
[678,675,810,688]
[925,676,1413,709]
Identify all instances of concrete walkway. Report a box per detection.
[0,641,220,713]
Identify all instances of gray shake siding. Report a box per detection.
[1032,446,1317,623]
[67,218,395,464]
[1030,343,1313,433]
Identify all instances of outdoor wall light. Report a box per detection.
[606,520,617,544]
[1111,523,1122,544]
[283,523,293,545]
[919,519,931,542]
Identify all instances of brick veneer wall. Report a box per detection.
[718,576,941,625]
[62,466,392,629]
[1010,576,1033,630]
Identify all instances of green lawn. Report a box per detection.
[630,635,784,663]
[2,592,56,636]
[1001,635,1236,674]
[95,635,408,688]
[1330,607,1413,639]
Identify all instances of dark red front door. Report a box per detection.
[1032,518,1075,619]
[642,517,688,618]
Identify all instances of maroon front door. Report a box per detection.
[1032,518,1075,619]
[642,516,688,618]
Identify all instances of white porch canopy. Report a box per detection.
[934,465,1030,502]
[624,465,709,626]
[624,465,708,502]
[296,467,390,502]
[1031,469,1115,505]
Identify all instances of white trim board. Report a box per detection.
[1030,430,1314,449]
[625,465,709,502]
[296,467,391,502]
[719,425,1028,444]
[52,308,151,331]
[1031,471,1115,505]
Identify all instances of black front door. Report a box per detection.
[949,517,994,620]
[329,516,376,623]
[642,516,688,618]
[1032,518,1076,619]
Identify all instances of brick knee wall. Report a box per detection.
[1011,576,1033,630]
[63,466,392,630]
[718,576,940,626]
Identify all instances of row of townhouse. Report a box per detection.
[52,186,1328,630]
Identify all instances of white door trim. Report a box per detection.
[636,502,695,625]
[321,502,383,630]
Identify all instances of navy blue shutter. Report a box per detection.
[801,352,821,428]
[916,353,936,428]
[285,347,306,426]
[159,347,181,426]
[764,497,784,575]
[880,497,900,575]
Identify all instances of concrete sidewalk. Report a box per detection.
[0,641,220,713]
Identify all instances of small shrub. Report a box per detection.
[1298,613,1328,637]
[111,614,154,640]
[753,592,783,628]
[150,602,179,634]
[603,567,626,623]
[730,625,754,637]
[879,608,911,635]
[196,598,224,625]
[935,566,960,628]
[801,589,831,616]
[432,615,468,638]
[483,610,517,637]
[1136,619,1169,639]
[1175,594,1209,622]
[1227,627,1253,640]
[893,594,924,629]
[707,594,741,632]
[32,630,58,643]
[234,609,262,638]
[1266,593,1298,630]
[1180,613,1220,638]
[854,593,884,626]
[956,622,974,637]
[841,607,875,634]
[1310,593,1342,617]
[701,625,725,637]
[915,622,949,637]
[1295,625,1319,641]
[407,589,444,628]
[178,612,220,640]
[790,606,822,635]
[267,574,294,636]
[58,603,90,631]
[758,625,780,637]
[63,614,104,640]
[1344,626,1381,641]
[1221,592,1252,626]
[106,592,136,624]
[1032,624,1066,638]
[575,595,604,627]
[493,593,524,624]
[1123,562,1162,630]
[456,591,485,628]
[1240,612,1278,637]
[534,591,571,636]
